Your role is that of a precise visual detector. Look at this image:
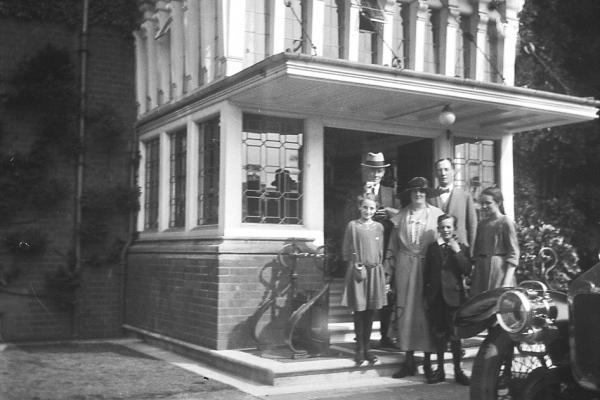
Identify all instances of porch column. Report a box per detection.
[381,0,396,67]
[442,2,460,77]
[501,1,521,86]
[347,1,361,62]
[221,0,245,76]
[500,133,515,220]
[142,16,158,109]
[310,0,324,56]
[184,0,201,91]
[272,0,286,54]
[133,30,148,115]
[413,0,430,72]
[220,102,243,237]
[475,1,490,81]
[303,118,324,245]
[170,0,185,98]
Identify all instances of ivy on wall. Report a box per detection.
[0,0,140,35]
[0,44,138,301]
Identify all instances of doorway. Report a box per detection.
[323,127,433,276]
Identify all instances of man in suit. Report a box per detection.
[423,214,471,385]
[358,152,399,348]
[429,158,477,255]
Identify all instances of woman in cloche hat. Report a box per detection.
[385,177,443,379]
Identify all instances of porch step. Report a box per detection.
[124,324,483,387]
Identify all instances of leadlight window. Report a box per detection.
[454,138,497,209]
[198,117,220,225]
[169,130,186,228]
[144,138,160,231]
[242,114,303,224]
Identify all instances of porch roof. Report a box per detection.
[138,53,600,136]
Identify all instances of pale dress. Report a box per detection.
[341,219,387,312]
[386,205,444,353]
[470,215,520,296]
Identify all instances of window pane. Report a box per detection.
[454,138,497,212]
[198,117,220,225]
[245,0,270,66]
[242,114,303,224]
[169,130,186,228]
[144,138,160,231]
[284,0,304,53]
[323,0,342,58]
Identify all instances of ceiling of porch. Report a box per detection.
[227,53,599,137]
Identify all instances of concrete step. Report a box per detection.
[124,324,484,387]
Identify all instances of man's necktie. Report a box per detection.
[438,188,450,194]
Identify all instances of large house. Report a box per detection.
[125,0,598,351]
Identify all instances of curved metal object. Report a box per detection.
[249,282,291,347]
[284,281,331,358]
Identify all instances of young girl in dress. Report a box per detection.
[341,194,388,365]
[470,186,520,296]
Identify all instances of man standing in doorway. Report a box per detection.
[429,157,478,256]
[359,152,399,348]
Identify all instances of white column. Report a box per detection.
[186,120,199,230]
[310,0,325,56]
[220,102,243,237]
[184,0,201,90]
[413,1,429,72]
[143,18,159,109]
[443,3,460,77]
[221,0,245,76]
[303,118,324,245]
[200,0,217,83]
[272,0,287,54]
[347,2,361,62]
[501,15,519,86]
[158,132,171,231]
[170,0,185,98]
[156,1,171,104]
[500,133,515,220]
[475,1,490,81]
[381,0,396,67]
[133,30,148,115]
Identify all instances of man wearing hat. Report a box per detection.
[359,152,399,348]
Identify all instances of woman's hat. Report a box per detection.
[361,152,390,168]
[404,176,432,193]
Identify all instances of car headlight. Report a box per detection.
[496,281,557,343]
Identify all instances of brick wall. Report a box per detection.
[125,239,327,350]
[0,18,135,341]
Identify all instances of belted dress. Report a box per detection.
[386,205,443,353]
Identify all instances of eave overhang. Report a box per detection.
[137,53,599,136]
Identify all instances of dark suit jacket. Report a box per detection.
[424,241,471,307]
[429,187,477,253]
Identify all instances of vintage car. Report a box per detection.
[454,256,600,400]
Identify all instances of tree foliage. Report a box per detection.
[515,0,600,269]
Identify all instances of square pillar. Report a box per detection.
[220,102,243,237]
[169,0,185,98]
[500,132,515,220]
[184,0,201,90]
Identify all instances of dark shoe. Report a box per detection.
[454,368,470,386]
[365,350,378,364]
[392,363,415,378]
[426,368,445,384]
[380,337,395,348]
[392,353,416,378]
[354,350,365,365]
